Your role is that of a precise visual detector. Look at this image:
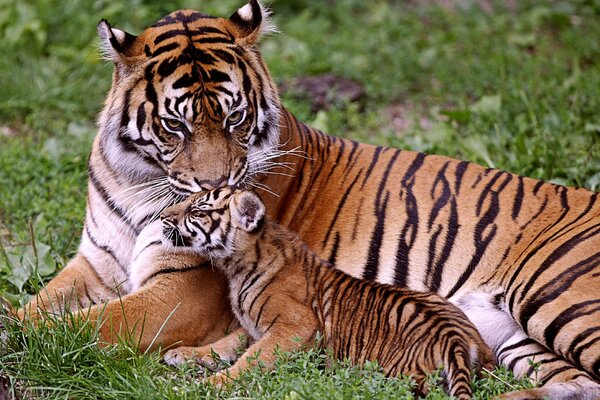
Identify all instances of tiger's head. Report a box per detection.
[160,187,265,259]
[97,1,280,194]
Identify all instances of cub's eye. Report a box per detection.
[190,208,205,217]
[161,118,186,134]
[226,110,246,127]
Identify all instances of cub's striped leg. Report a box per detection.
[17,254,117,320]
[73,267,234,352]
[206,330,308,386]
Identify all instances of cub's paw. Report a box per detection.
[205,369,238,388]
[163,346,219,371]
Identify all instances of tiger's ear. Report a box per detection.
[230,191,266,233]
[228,0,277,45]
[97,19,139,64]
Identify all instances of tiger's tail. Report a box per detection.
[443,339,476,400]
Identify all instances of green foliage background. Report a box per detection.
[0,0,599,398]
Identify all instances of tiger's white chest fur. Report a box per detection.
[128,220,166,291]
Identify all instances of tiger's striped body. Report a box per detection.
[17,1,600,398]
[159,188,495,399]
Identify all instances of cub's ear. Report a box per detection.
[230,190,266,233]
[228,0,277,45]
[97,19,139,64]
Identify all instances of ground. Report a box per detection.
[0,0,599,398]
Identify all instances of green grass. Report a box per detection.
[0,313,533,399]
[1,0,599,398]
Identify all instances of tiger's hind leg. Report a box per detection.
[454,290,600,399]
[495,332,600,400]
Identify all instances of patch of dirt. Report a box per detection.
[281,74,366,112]
[0,127,19,138]
[382,102,434,137]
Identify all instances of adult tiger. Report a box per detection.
[16,1,600,398]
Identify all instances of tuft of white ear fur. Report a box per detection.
[97,19,136,62]
[230,0,278,43]
[230,191,266,233]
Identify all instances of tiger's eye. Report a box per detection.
[162,118,184,132]
[227,110,244,126]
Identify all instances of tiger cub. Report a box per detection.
[160,187,495,399]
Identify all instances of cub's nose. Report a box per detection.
[168,228,186,247]
[161,223,187,247]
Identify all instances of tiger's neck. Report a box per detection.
[258,108,349,231]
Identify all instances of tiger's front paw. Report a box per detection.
[163,346,219,371]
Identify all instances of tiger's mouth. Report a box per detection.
[167,162,250,196]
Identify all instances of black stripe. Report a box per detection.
[154,29,188,45]
[362,150,400,281]
[393,153,426,286]
[151,42,180,57]
[447,187,501,297]
[475,170,512,216]
[427,199,458,293]
[327,233,341,265]
[139,263,208,287]
[512,175,525,221]
[134,240,162,260]
[519,248,600,332]
[136,102,147,133]
[237,269,263,309]
[497,338,537,361]
[360,146,383,189]
[244,274,279,314]
[254,295,272,328]
[151,12,215,28]
[322,169,363,248]
[84,224,127,275]
[87,164,138,234]
[454,160,469,195]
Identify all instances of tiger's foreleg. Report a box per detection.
[72,267,235,352]
[17,253,116,321]
[206,322,317,386]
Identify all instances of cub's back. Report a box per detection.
[315,267,495,397]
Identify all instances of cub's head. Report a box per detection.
[98,1,280,193]
[161,187,265,258]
